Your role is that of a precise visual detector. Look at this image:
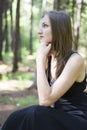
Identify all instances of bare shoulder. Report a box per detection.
[67,53,85,82]
[69,53,85,67]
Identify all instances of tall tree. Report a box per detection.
[53,0,61,10]
[29,0,34,55]
[64,0,69,11]
[4,0,13,52]
[12,0,21,72]
[74,0,83,50]
[10,1,14,51]
[0,0,3,61]
[4,8,9,52]
[71,0,76,26]
[53,0,69,11]
[42,0,47,14]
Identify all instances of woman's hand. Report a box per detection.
[36,42,51,66]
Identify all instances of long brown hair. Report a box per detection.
[46,10,73,78]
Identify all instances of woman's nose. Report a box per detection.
[38,27,43,35]
[38,31,42,35]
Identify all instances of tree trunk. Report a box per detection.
[53,0,61,10]
[4,10,9,52]
[71,0,76,30]
[0,0,3,61]
[10,1,14,51]
[29,0,34,55]
[64,0,69,11]
[12,0,21,72]
[53,0,70,11]
[74,0,83,50]
[42,0,47,15]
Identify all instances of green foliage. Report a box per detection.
[3,52,13,65]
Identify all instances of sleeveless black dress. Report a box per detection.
[1,54,87,130]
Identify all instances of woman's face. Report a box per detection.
[38,15,52,44]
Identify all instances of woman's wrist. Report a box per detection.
[37,61,46,70]
[36,57,47,67]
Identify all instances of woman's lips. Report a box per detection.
[40,36,44,39]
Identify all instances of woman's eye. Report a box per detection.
[43,23,48,28]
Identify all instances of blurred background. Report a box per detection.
[0,0,87,127]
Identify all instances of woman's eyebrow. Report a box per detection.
[42,21,50,25]
[42,22,47,24]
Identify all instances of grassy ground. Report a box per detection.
[0,55,38,126]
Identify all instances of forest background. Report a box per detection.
[0,0,87,127]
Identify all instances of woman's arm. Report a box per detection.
[36,43,85,106]
[36,42,51,105]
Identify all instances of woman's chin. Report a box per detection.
[40,39,45,43]
[39,39,52,45]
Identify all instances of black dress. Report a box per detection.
[1,57,87,130]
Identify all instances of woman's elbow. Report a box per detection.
[39,98,53,107]
[39,100,49,107]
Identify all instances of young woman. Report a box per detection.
[1,10,87,130]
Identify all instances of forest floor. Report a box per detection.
[0,56,38,128]
[0,78,38,128]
